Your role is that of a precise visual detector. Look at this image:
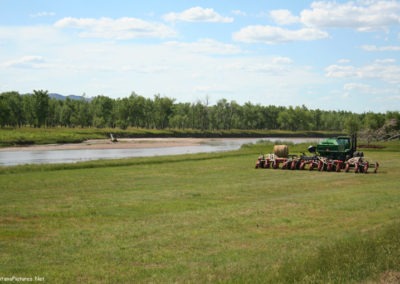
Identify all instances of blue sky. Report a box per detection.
[1,0,399,113]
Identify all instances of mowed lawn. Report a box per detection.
[0,142,399,283]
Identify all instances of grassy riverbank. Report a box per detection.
[0,141,399,283]
[0,127,343,147]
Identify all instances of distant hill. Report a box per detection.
[48,93,90,101]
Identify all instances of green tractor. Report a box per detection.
[255,135,379,173]
[310,135,362,161]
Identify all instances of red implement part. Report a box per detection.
[318,160,324,171]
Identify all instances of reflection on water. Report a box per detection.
[0,137,321,166]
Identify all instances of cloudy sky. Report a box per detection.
[1,0,400,112]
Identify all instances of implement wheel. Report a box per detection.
[318,161,324,171]
[363,162,369,174]
[354,163,360,173]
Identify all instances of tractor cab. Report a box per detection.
[316,135,356,161]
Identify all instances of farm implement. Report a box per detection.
[255,135,379,173]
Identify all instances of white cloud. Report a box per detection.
[233,25,328,44]
[223,56,294,75]
[362,45,400,51]
[0,26,65,43]
[164,39,242,55]
[231,10,247,17]
[54,17,177,39]
[272,56,293,64]
[2,55,49,69]
[163,7,233,23]
[342,83,400,106]
[374,58,396,63]
[343,82,371,91]
[30,11,56,18]
[300,0,400,32]
[325,64,357,78]
[338,59,351,64]
[325,59,400,84]
[269,9,300,25]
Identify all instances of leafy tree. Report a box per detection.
[1,90,399,134]
[31,90,50,127]
[153,94,175,129]
[344,115,361,135]
[91,95,115,128]
[277,106,298,131]
[191,100,209,130]
[47,98,62,127]
[212,99,236,130]
[0,94,8,127]
[242,102,261,129]
[170,103,191,129]
[0,92,24,127]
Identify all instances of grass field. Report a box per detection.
[0,141,399,283]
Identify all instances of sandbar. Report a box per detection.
[0,138,213,152]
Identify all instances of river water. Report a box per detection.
[0,137,321,166]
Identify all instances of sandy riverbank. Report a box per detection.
[0,138,214,152]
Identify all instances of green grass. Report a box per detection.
[0,141,399,283]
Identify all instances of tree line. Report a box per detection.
[0,90,399,136]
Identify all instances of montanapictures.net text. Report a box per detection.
[0,276,44,282]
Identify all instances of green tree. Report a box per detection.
[31,90,50,127]
[191,100,209,130]
[169,103,191,129]
[344,115,361,135]
[0,92,24,127]
[212,99,236,130]
[91,95,115,128]
[277,106,298,131]
[153,94,175,129]
[47,98,62,127]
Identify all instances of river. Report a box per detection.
[0,137,321,166]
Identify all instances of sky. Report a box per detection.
[0,0,400,113]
